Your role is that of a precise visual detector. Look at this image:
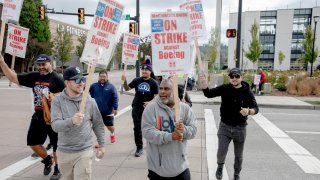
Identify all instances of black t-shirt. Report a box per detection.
[129,77,159,108]
[17,72,65,111]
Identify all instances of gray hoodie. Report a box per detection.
[51,89,105,153]
[142,96,197,177]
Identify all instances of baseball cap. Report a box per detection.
[63,66,84,80]
[35,54,52,64]
[228,68,241,76]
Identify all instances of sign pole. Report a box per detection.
[9,53,16,86]
[120,63,127,94]
[0,20,6,53]
[79,62,96,114]
[182,74,188,100]
[172,75,180,123]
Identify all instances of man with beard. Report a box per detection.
[90,70,118,143]
[200,68,259,180]
[0,54,64,180]
[51,66,106,180]
[141,78,197,180]
[121,62,159,157]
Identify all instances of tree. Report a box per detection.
[245,20,262,69]
[278,51,285,70]
[54,28,74,71]
[75,34,87,69]
[206,27,219,73]
[301,25,318,75]
[19,0,53,71]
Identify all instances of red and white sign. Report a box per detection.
[1,0,24,22]
[254,74,261,85]
[81,0,124,66]
[121,33,139,65]
[151,11,191,76]
[180,0,206,39]
[5,23,29,58]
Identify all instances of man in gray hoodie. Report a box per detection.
[142,78,197,180]
[51,66,106,180]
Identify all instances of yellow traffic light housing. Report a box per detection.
[129,22,137,34]
[78,8,85,24]
[39,5,45,21]
[226,29,237,38]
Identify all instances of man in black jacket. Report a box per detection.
[200,68,259,180]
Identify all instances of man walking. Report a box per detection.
[200,68,259,180]
[142,78,197,180]
[90,70,118,143]
[51,66,106,180]
[121,62,159,157]
[0,54,64,179]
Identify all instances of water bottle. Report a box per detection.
[95,149,103,162]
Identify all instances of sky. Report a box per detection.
[1,0,319,44]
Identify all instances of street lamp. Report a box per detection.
[311,15,319,77]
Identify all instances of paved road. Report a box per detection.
[1,71,320,180]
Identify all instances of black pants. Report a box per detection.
[217,122,247,175]
[258,82,264,92]
[132,107,143,149]
[148,169,190,180]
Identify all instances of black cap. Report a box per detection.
[228,68,241,76]
[35,54,52,64]
[63,66,84,80]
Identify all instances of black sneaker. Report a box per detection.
[41,156,52,176]
[216,167,223,179]
[31,152,39,158]
[50,167,61,180]
[46,143,52,150]
[234,174,240,180]
[134,148,143,157]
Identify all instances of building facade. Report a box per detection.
[228,7,320,70]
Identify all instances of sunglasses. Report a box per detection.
[71,77,86,84]
[229,74,240,79]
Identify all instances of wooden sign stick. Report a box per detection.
[172,75,180,123]
[182,74,188,100]
[79,62,96,114]
[0,20,6,53]
[9,54,16,86]
[120,63,127,94]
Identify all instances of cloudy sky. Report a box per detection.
[2,0,319,44]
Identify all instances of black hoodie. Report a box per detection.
[203,81,259,126]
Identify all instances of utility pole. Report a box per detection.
[135,0,140,77]
[311,16,319,77]
[236,0,242,68]
[241,39,244,71]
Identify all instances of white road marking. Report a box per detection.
[286,131,320,135]
[262,112,320,117]
[0,106,132,179]
[205,109,229,180]
[252,113,320,174]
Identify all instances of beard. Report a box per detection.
[160,94,175,106]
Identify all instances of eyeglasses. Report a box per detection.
[71,77,86,84]
[229,74,240,79]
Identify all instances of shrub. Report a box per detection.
[286,79,298,95]
[275,83,287,91]
[297,80,313,96]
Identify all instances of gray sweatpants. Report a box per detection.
[217,122,247,175]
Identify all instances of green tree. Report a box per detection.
[245,20,262,69]
[301,25,318,76]
[75,34,87,70]
[206,27,219,73]
[109,41,123,70]
[278,51,285,70]
[19,0,52,71]
[54,28,74,71]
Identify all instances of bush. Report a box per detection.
[274,83,287,91]
[286,79,298,95]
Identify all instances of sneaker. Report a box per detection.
[31,152,39,158]
[216,167,223,179]
[234,174,240,180]
[46,143,52,150]
[50,168,61,180]
[134,148,143,157]
[110,134,116,143]
[41,156,52,176]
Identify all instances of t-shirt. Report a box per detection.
[129,77,159,108]
[17,72,65,111]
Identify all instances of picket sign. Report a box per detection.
[79,62,96,114]
[8,54,15,86]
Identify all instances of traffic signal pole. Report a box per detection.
[135,0,140,77]
[236,0,242,68]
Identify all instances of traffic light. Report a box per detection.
[78,8,85,24]
[39,5,45,21]
[129,22,137,34]
[226,29,237,38]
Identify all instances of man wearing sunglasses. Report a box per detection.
[200,68,259,180]
[51,66,106,180]
[0,54,64,179]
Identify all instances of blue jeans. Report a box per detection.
[217,122,247,175]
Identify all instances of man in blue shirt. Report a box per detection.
[90,70,119,143]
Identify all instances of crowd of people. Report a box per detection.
[0,54,259,180]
